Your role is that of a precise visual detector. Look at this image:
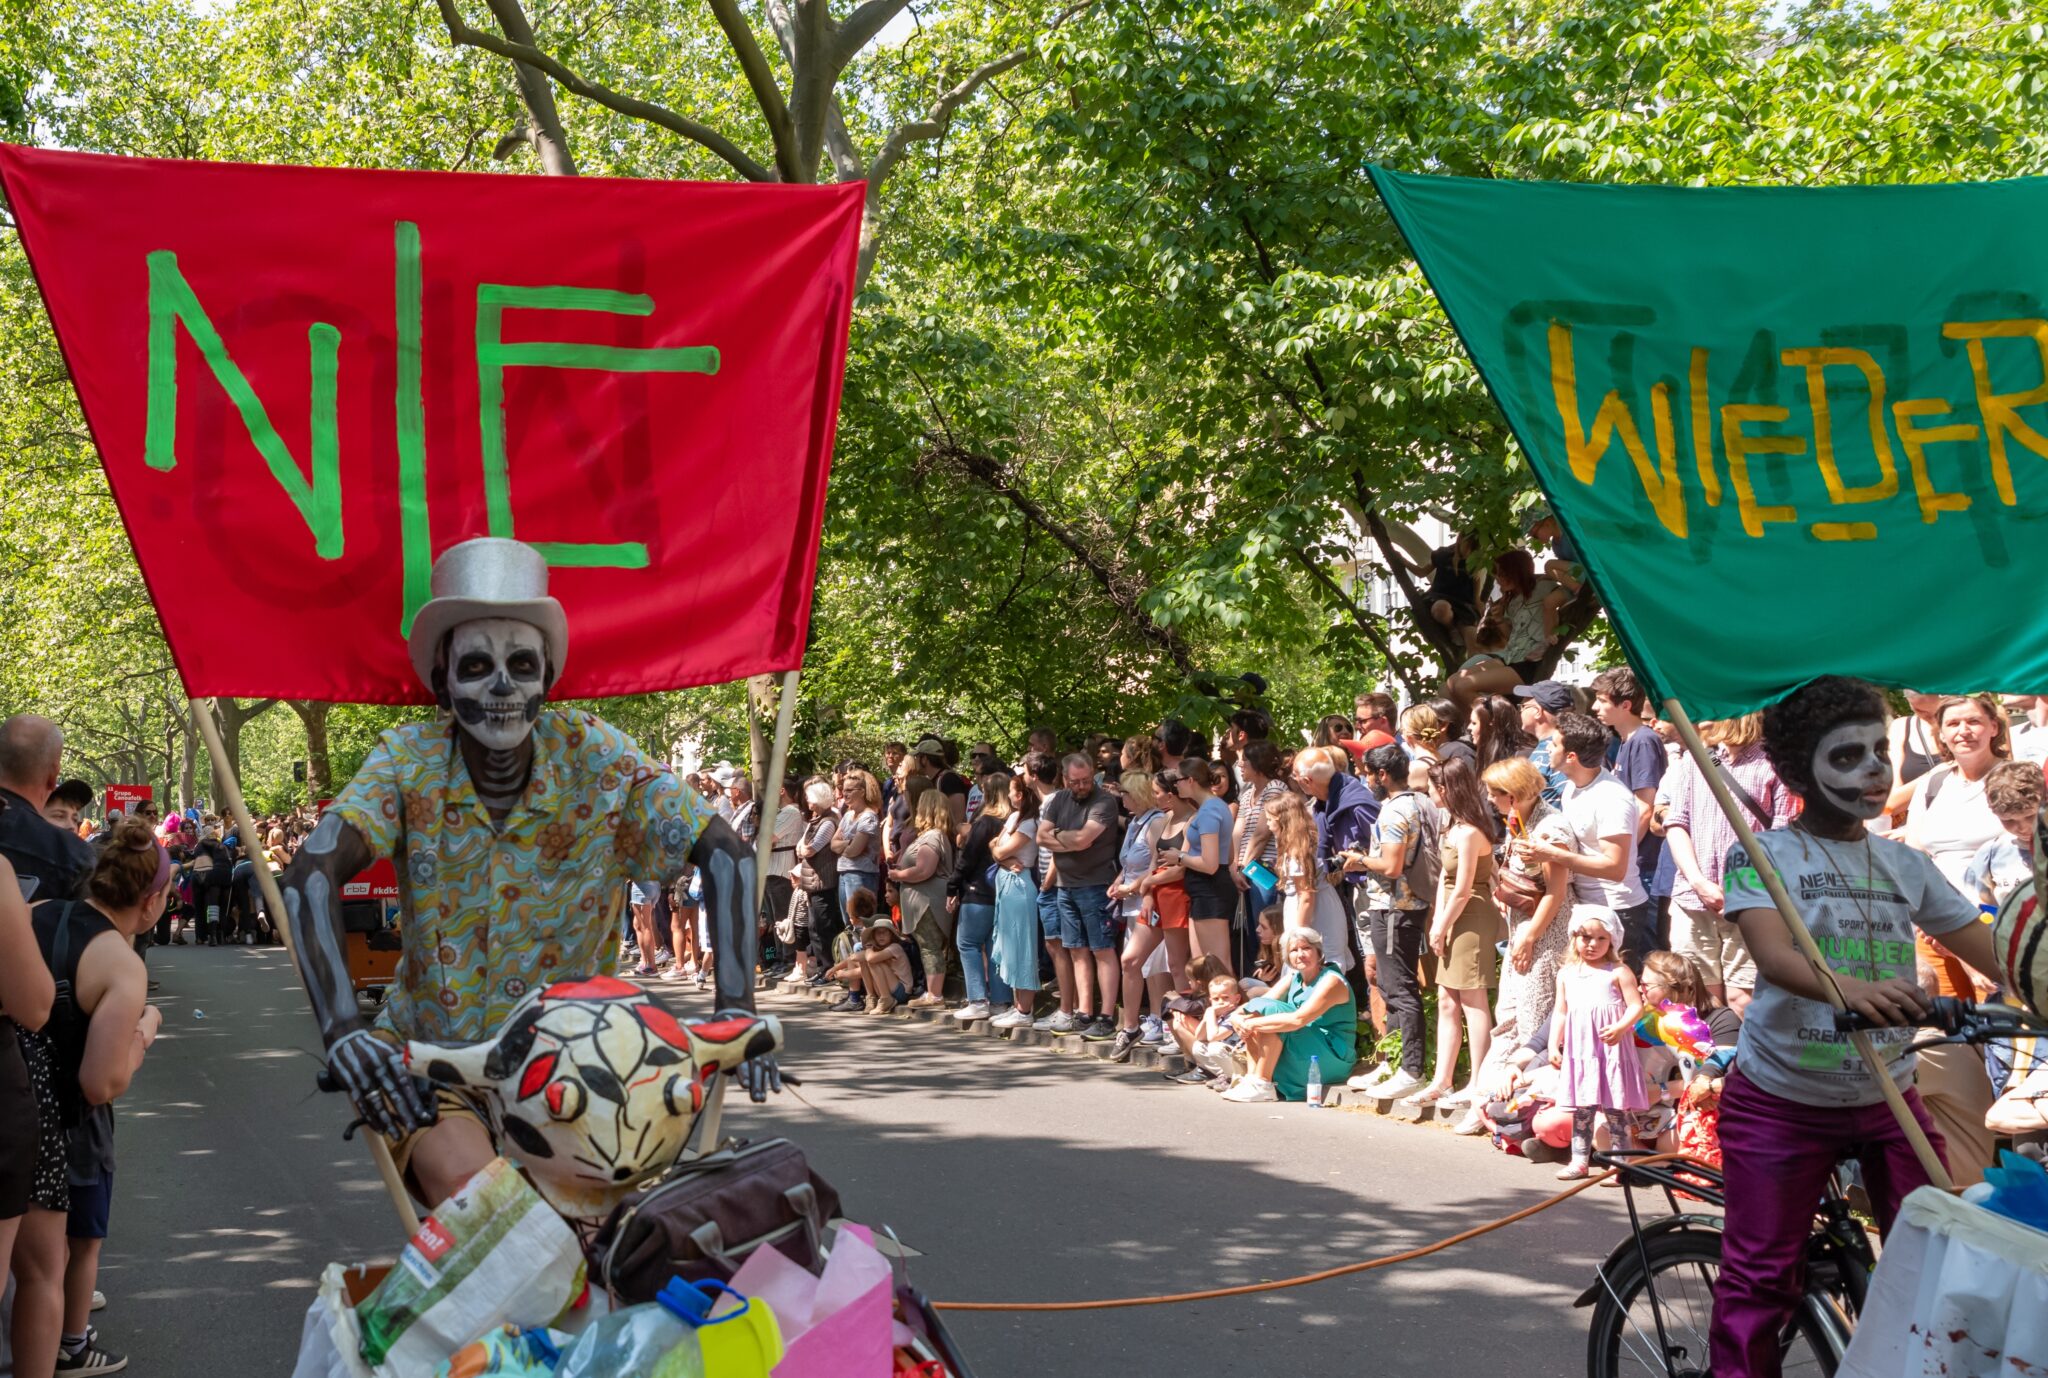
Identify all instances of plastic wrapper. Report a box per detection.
[433,1325,569,1377]
[355,1158,586,1372]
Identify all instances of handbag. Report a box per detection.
[590,1137,842,1304]
[1492,861,1547,916]
[776,888,806,946]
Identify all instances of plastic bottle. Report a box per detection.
[1306,1054,1323,1107]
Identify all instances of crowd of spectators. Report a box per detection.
[686,666,2047,1186]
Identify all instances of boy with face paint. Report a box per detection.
[1708,677,2002,1378]
[275,539,775,1208]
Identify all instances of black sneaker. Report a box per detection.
[1081,1016,1117,1042]
[827,992,864,1012]
[1109,1027,1143,1062]
[55,1339,127,1376]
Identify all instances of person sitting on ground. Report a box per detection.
[1220,925,1358,1103]
[1247,903,1283,992]
[824,889,879,1012]
[1169,971,1249,1089]
[857,913,916,1017]
[1963,759,2043,910]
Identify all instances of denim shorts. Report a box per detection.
[1055,884,1115,951]
[1036,887,1062,941]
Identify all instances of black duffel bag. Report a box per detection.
[590,1138,841,1303]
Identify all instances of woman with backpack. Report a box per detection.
[14,815,163,1378]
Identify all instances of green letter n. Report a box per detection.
[143,251,343,559]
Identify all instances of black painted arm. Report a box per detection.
[688,814,780,1100]
[280,812,433,1138]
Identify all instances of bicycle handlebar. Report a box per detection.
[1832,996,2047,1040]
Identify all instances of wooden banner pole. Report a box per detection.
[1660,696,1954,1191]
[188,697,422,1234]
[752,671,800,907]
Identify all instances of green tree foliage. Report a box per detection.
[2,0,2044,801]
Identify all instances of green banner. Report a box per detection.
[1370,165,2048,719]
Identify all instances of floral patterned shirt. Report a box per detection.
[333,709,710,1045]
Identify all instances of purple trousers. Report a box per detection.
[1707,1069,1947,1377]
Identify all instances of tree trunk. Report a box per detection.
[180,705,198,810]
[288,700,334,800]
[206,698,279,811]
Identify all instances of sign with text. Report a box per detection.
[316,798,399,899]
[1370,166,2048,718]
[0,145,863,703]
[103,784,152,817]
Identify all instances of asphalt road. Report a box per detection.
[90,946,1637,1376]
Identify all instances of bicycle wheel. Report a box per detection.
[1587,1229,1840,1378]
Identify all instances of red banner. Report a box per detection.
[103,784,152,817]
[0,146,862,703]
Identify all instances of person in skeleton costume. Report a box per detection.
[1707,676,2001,1378]
[278,538,773,1205]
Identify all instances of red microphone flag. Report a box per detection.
[0,146,864,703]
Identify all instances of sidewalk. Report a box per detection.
[763,974,1473,1127]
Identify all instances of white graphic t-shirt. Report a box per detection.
[1724,829,1976,1107]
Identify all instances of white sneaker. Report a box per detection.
[1220,1076,1278,1103]
[990,1008,1033,1029]
[1139,1015,1166,1045]
[953,1001,992,1022]
[1451,1107,1488,1136]
[1345,1062,1393,1091]
[1047,1011,1079,1034]
[1372,1070,1426,1100]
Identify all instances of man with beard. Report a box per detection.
[277,538,773,1206]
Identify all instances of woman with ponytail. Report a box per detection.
[14,815,165,1378]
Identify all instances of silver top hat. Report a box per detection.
[407,538,570,690]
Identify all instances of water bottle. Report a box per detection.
[1306,1054,1323,1108]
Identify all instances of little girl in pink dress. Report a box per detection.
[1548,905,1649,1180]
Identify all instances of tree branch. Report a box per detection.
[1288,546,1411,691]
[932,440,1196,677]
[434,0,775,182]
[480,0,578,175]
[707,0,800,181]
[832,0,917,71]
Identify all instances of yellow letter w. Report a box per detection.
[1547,320,1687,539]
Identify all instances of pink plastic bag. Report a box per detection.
[714,1225,896,1378]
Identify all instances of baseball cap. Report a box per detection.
[1512,680,1574,715]
[711,764,737,786]
[911,737,946,758]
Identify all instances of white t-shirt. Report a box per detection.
[1725,828,1977,1107]
[1002,814,1040,874]
[766,803,804,880]
[2013,721,2048,766]
[1906,766,2001,897]
[1560,771,1647,909]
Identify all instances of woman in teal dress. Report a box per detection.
[1221,926,1358,1103]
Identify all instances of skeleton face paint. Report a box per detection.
[1810,720,1891,820]
[445,618,548,752]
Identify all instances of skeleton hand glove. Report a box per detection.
[714,1006,784,1103]
[328,1029,437,1140]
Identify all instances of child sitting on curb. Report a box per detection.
[822,889,915,1014]
[1168,969,1248,1087]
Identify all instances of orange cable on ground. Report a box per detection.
[933,1154,1698,1312]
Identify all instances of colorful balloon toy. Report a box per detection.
[1632,1000,1715,1070]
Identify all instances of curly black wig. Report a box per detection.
[1760,676,1890,797]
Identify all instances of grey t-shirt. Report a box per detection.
[1041,787,1122,888]
[837,808,880,876]
[1725,829,1977,1108]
